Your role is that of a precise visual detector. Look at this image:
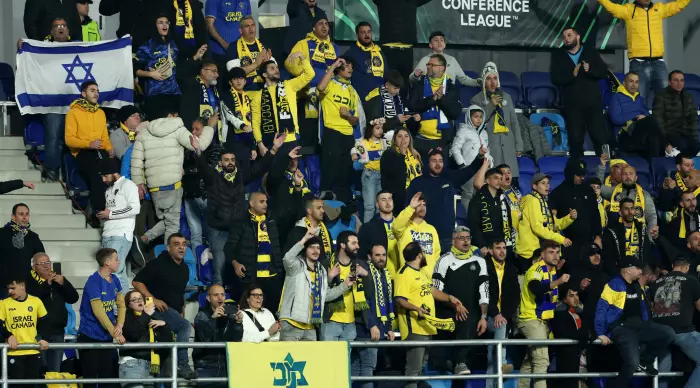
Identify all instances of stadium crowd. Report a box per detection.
[3,0,700,387]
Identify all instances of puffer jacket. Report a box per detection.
[594,276,649,337]
[130,117,214,188]
[516,114,551,160]
[653,86,699,137]
[64,99,112,157]
[609,87,649,126]
[515,192,575,259]
[598,0,691,59]
[450,104,493,167]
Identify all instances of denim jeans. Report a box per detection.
[209,227,229,285]
[42,113,65,171]
[41,334,66,372]
[611,320,674,388]
[485,316,509,388]
[102,234,133,291]
[361,169,382,223]
[629,59,668,103]
[160,308,191,366]
[659,330,700,388]
[119,358,151,388]
[351,324,379,388]
[184,197,207,250]
[321,321,357,341]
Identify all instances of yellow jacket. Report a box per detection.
[64,100,112,157]
[392,206,441,278]
[251,58,314,143]
[598,0,690,58]
[515,193,574,259]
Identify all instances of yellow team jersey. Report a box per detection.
[281,268,316,330]
[384,220,399,278]
[320,81,358,136]
[364,140,384,171]
[0,296,48,356]
[493,258,505,311]
[330,264,355,324]
[398,222,441,278]
[519,259,558,321]
[394,264,437,338]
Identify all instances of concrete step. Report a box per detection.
[0,156,29,171]
[0,170,41,181]
[0,150,26,157]
[34,227,101,242]
[0,137,24,151]
[0,198,72,215]
[43,241,101,263]
[61,262,98,277]
[31,214,86,228]
[11,183,65,196]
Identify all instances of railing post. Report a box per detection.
[653,357,659,388]
[496,341,503,388]
[2,346,7,388]
[171,345,178,388]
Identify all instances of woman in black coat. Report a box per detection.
[380,128,423,216]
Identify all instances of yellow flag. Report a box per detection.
[226,341,350,388]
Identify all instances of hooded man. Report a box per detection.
[110,105,146,160]
[549,158,603,268]
[569,242,611,329]
[471,62,523,180]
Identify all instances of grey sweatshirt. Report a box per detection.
[409,53,479,87]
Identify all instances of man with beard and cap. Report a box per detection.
[601,165,658,235]
[180,59,223,143]
[406,147,486,252]
[601,198,653,277]
[659,153,696,213]
[587,177,609,229]
[98,158,141,290]
[0,203,45,298]
[595,256,675,387]
[431,226,489,376]
[343,22,388,101]
[324,231,370,341]
[191,132,295,285]
[467,168,515,256]
[658,191,700,271]
[110,105,146,161]
[549,159,603,269]
[394,192,441,277]
[358,190,399,276]
[351,243,396,386]
[550,26,608,158]
[410,31,481,88]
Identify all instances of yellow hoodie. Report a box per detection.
[515,192,574,259]
[64,99,112,157]
[392,205,441,278]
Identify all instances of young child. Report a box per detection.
[586,177,608,229]
[352,117,390,222]
[450,105,493,211]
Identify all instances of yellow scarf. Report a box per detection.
[231,89,252,131]
[675,171,688,192]
[610,184,646,225]
[215,165,236,182]
[678,208,700,239]
[355,41,384,77]
[597,196,608,228]
[30,270,45,284]
[306,32,336,63]
[121,123,136,141]
[329,254,368,312]
[624,223,640,257]
[404,149,422,188]
[424,314,456,331]
[236,38,265,82]
[429,74,446,89]
[70,98,99,113]
[532,191,555,231]
[173,0,194,39]
[251,212,273,277]
[305,217,332,257]
[134,311,160,374]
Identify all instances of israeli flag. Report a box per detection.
[15,36,134,115]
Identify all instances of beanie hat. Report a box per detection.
[481,61,505,106]
[116,105,141,124]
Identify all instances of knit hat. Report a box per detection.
[116,105,141,124]
[481,61,505,106]
[312,11,329,28]
[98,158,120,176]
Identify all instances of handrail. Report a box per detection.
[0,339,683,388]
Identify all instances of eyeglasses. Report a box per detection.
[130,297,144,303]
[203,68,219,74]
[249,293,264,299]
[455,236,471,241]
[34,261,51,266]
[426,63,445,68]
[52,24,67,29]
[157,21,171,26]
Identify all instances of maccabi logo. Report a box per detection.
[270,353,308,388]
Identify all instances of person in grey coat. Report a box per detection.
[470,62,524,180]
[109,105,146,160]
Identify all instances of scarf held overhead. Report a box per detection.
[173,0,194,40]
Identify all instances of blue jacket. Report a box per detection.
[405,156,483,248]
[121,145,151,201]
[609,87,648,127]
[134,38,181,97]
[594,276,648,337]
[343,43,388,101]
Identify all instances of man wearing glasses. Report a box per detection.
[180,58,224,143]
[25,252,79,372]
[24,3,81,42]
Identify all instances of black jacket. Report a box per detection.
[484,256,520,321]
[197,150,275,230]
[193,304,242,367]
[0,226,45,286]
[653,86,699,138]
[380,148,409,217]
[663,209,700,252]
[265,154,312,248]
[182,148,218,200]
[373,0,431,44]
[283,0,328,56]
[549,159,603,244]
[24,0,82,42]
[178,58,216,134]
[467,185,513,249]
[550,45,607,108]
[121,310,172,360]
[25,273,79,336]
[99,0,155,48]
[0,180,24,195]
[363,89,405,132]
[569,254,610,331]
[358,215,390,262]
[657,170,687,212]
[602,219,651,277]
[224,212,283,282]
[409,76,462,141]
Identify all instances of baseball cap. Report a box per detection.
[531,172,552,185]
[587,243,602,256]
[610,159,627,168]
[618,256,642,269]
[427,147,443,158]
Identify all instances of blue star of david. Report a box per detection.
[270,353,308,388]
[62,55,96,92]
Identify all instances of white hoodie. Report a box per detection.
[450,104,493,167]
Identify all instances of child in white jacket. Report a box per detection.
[450,105,493,212]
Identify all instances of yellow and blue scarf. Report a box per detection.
[486,90,509,133]
[610,184,646,225]
[215,165,236,182]
[328,254,368,312]
[369,261,394,324]
[310,261,323,324]
[355,41,384,77]
[421,75,451,133]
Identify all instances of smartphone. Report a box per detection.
[52,262,62,275]
[602,144,610,157]
[145,297,153,306]
[299,146,315,156]
[224,304,239,317]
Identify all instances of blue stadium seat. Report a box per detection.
[196,244,212,285]
[0,62,15,101]
[62,153,90,199]
[154,244,202,293]
[459,84,481,108]
[64,303,77,336]
[299,155,321,195]
[519,173,534,195]
[581,156,605,178]
[517,156,536,175]
[684,74,700,107]
[499,71,521,106]
[521,72,559,109]
[599,72,625,109]
[23,115,46,163]
[651,157,677,191]
[624,156,652,191]
[538,156,568,187]
[530,113,568,152]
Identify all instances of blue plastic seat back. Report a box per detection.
[298,154,321,195]
[530,113,568,151]
[24,115,46,162]
[63,152,90,195]
[521,71,559,108]
[517,156,536,175]
[499,71,521,106]
[154,244,200,290]
[0,62,15,100]
[196,244,213,285]
[651,157,677,191]
[64,303,77,335]
[460,84,481,108]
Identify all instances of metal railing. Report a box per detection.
[0,339,683,388]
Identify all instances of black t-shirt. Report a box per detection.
[620,281,643,324]
[650,271,700,333]
[133,251,189,312]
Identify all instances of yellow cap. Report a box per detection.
[610,159,627,167]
